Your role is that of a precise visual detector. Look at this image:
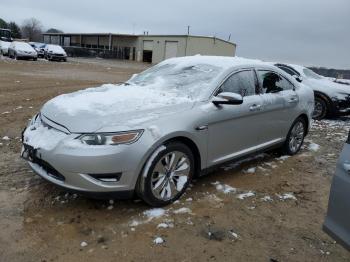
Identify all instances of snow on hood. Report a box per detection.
[41,83,195,133]
[14,42,35,52]
[47,44,66,54]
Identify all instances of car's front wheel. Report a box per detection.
[283,117,306,155]
[137,142,194,206]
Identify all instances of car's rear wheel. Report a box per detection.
[283,117,306,155]
[312,96,328,120]
[136,142,194,206]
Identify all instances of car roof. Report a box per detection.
[162,55,274,71]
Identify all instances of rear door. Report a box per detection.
[324,132,350,251]
[207,69,264,166]
[256,70,299,144]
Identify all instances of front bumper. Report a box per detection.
[17,53,37,59]
[22,121,150,197]
[332,96,350,115]
[48,53,67,60]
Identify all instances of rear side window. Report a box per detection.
[277,66,300,77]
[219,70,256,97]
[257,71,294,94]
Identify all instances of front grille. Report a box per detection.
[34,157,65,181]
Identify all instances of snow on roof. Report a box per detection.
[161,55,266,70]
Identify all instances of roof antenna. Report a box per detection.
[187,25,190,35]
[228,34,231,41]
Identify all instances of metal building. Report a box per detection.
[42,33,236,63]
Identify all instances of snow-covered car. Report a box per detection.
[275,63,350,120]
[44,44,67,62]
[8,41,37,60]
[0,40,11,56]
[324,130,350,251]
[29,42,46,58]
[21,56,314,206]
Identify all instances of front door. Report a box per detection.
[256,70,299,145]
[207,69,265,166]
[324,133,350,251]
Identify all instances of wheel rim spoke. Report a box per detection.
[151,150,191,201]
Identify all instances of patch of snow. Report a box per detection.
[275,155,290,161]
[23,119,67,150]
[142,146,166,177]
[185,197,193,202]
[80,241,88,247]
[308,143,320,152]
[2,136,10,140]
[153,237,164,244]
[278,193,297,201]
[237,191,255,200]
[1,111,10,114]
[157,223,170,229]
[173,207,192,214]
[228,230,239,239]
[143,208,166,219]
[261,196,273,202]
[244,167,256,174]
[213,182,237,194]
[176,175,188,191]
[147,125,162,140]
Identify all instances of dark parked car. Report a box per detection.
[275,63,350,120]
[324,130,350,251]
[44,44,67,62]
[29,42,46,58]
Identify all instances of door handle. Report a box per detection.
[288,97,299,103]
[249,104,261,111]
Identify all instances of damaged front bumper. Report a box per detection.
[20,115,150,199]
[332,96,350,115]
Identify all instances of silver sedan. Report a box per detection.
[21,56,314,206]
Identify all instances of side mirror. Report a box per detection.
[293,75,303,83]
[212,92,243,106]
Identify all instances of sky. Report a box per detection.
[1,0,349,69]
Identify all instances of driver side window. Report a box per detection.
[257,71,294,94]
[219,70,256,97]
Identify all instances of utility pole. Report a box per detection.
[228,34,231,41]
[187,25,190,35]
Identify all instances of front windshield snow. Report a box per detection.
[129,63,222,99]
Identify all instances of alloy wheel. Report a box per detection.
[288,121,305,153]
[151,151,190,201]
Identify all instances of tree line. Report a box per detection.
[0,17,63,42]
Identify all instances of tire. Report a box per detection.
[312,96,328,120]
[33,58,37,61]
[136,142,195,206]
[282,117,306,155]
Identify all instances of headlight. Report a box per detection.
[78,130,143,145]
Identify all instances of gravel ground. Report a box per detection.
[0,57,349,262]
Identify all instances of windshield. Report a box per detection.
[303,68,323,79]
[128,63,222,99]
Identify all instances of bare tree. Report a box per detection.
[21,18,42,41]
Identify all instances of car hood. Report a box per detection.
[307,78,350,95]
[41,83,195,133]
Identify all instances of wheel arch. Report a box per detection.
[297,113,310,135]
[314,91,334,113]
[161,136,202,177]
